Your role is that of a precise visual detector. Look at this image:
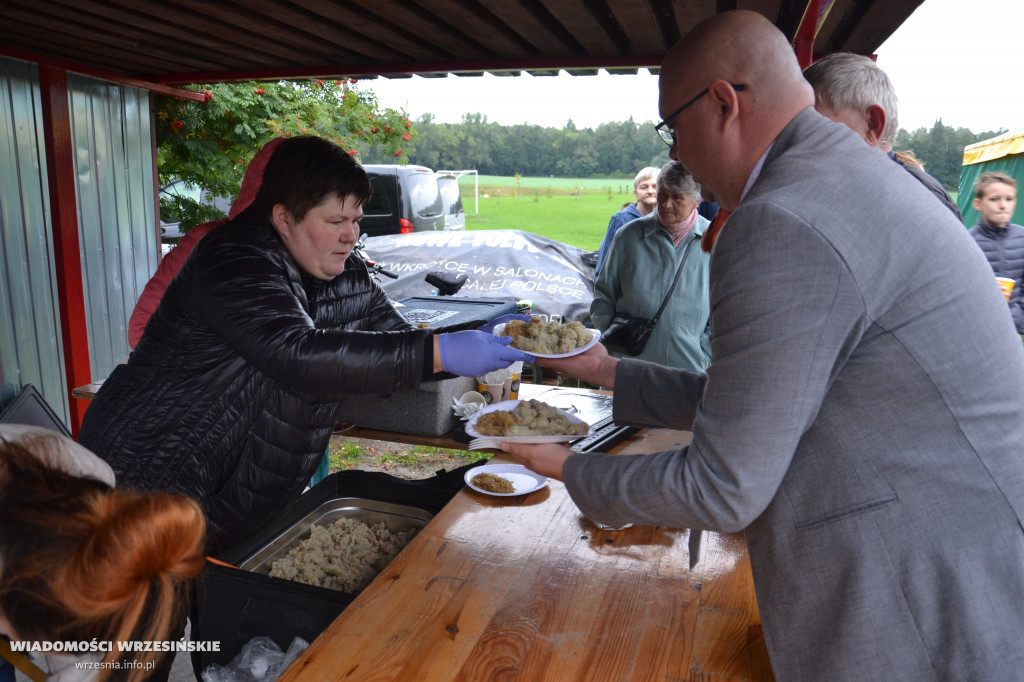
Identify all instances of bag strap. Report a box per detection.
[651,235,696,324]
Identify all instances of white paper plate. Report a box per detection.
[464,463,548,497]
[492,322,601,359]
[465,399,591,443]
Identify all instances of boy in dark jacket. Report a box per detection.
[968,171,1024,334]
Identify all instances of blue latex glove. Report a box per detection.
[479,313,532,334]
[437,330,534,377]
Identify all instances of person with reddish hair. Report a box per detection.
[128,137,284,348]
[0,425,206,681]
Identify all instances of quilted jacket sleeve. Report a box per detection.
[183,228,432,396]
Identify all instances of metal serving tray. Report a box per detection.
[238,497,433,574]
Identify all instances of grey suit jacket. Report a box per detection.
[564,108,1024,681]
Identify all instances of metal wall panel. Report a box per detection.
[0,57,68,421]
[0,56,158,427]
[69,74,158,376]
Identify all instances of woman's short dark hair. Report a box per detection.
[254,136,373,221]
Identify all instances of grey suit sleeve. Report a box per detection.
[611,359,704,430]
[564,202,863,532]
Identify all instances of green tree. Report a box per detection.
[155,79,415,232]
[375,111,666,177]
[393,112,442,168]
[457,113,496,170]
[551,120,597,177]
[895,120,1006,191]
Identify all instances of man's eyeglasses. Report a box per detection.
[655,84,747,147]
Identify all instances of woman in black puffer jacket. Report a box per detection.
[78,137,530,551]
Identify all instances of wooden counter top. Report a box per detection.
[279,409,772,681]
[71,381,104,400]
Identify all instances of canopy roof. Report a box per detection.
[1,0,924,84]
[962,129,1024,167]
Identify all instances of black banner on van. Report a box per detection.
[364,230,596,325]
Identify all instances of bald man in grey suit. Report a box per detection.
[505,10,1024,681]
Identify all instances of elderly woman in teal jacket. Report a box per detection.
[590,161,711,371]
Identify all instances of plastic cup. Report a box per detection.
[478,383,506,404]
[458,391,487,407]
[503,361,523,400]
[997,277,1015,302]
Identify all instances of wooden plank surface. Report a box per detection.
[71,381,103,400]
[278,405,772,681]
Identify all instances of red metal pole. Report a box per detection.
[793,0,823,69]
[38,65,93,435]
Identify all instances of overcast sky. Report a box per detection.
[368,0,1023,136]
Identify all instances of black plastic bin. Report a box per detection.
[190,462,484,676]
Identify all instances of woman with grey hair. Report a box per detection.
[590,161,712,370]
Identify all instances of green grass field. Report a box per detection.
[475,175,635,191]
[457,175,634,251]
[454,177,965,252]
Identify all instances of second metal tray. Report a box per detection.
[238,496,433,574]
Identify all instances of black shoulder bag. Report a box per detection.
[601,237,695,357]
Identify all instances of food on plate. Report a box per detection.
[474,399,588,437]
[268,517,418,593]
[470,472,517,494]
[500,318,590,354]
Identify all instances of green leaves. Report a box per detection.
[895,121,1008,192]
[359,115,668,178]
[155,79,414,233]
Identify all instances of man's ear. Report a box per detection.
[707,81,741,130]
[270,203,292,237]
[972,196,982,212]
[863,104,887,147]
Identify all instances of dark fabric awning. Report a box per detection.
[0,1,924,84]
